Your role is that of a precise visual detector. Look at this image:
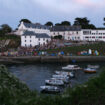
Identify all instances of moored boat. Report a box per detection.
[55,71,75,78]
[51,77,70,84]
[87,65,99,69]
[45,79,64,86]
[52,74,70,79]
[84,68,96,73]
[40,86,61,94]
[62,65,82,70]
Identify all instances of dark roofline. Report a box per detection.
[23,31,50,38]
[23,22,50,30]
[50,25,81,31]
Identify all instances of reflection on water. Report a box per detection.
[8,62,105,92]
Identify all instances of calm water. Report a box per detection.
[8,62,105,92]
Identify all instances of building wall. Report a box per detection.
[18,22,50,36]
[50,31,82,41]
[81,29,105,41]
[21,35,51,47]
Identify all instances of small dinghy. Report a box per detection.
[40,86,61,94]
[45,79,64,86]
[84,68,96,73]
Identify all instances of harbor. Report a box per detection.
[8,62,104,93]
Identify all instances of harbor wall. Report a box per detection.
[0,56,105,64]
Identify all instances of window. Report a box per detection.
[99,36,102,38]
[30,40,31,42]
[25,44,26,47]
[30,44,32,47]
[43,38,45,41]
[76,31,78,34]
[25,40,26,42]
[85,37,89,38]
[25,36,26,38]
[46,39,48,42]
[30,36,31,38]
[39,38,40,41]
[83,31,90,35]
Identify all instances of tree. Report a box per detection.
[20,19,31,23]
[55,23,62,26]
[73,17,96,29]
[88,24,96,29]
[54,35,62,39]
[45,21,53,26]
[0,24,12,35]
[61,21,71,26]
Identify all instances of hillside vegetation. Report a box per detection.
[45,42,105,55]
[0,35,20,51]
[0,65,105,105]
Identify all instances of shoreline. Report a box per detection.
[0,56,105,64]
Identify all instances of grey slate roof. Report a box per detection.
[23,31,50,38]
[23,22,50,30]
[50,26,81,31]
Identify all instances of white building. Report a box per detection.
[21,31,51,47]
[50,26,105,42]
[81,29,105,41]
[17,22,105,47]
[50,26,82,41]
[16,22,50,36]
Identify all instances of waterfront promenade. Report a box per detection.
[0,56,105,64]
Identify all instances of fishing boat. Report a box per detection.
[62,65,82,70]
[87,65,99,69]
[84,68,96,73]
[40,86,61,94]
[55,71,75,78]
[45,79,64,86]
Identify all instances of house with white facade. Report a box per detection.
[16,22,51,47]
[50,26,82,41]
[16,22,105,47]
[15,22,50,36]
[81,29,105,41]
[50,26,105,42]
[21,31,51,47]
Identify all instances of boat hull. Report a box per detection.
[84,70,96,73]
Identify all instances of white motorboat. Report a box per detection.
[52,74,70,79]
[40,86,61,94]
[84,68,96,73]
[55,71,75,78]
[51,77,70,84]
[45,79,64,86]
[62,65,82,70]
[87,65,99,69]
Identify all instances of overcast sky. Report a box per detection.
[0,0,105,29]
